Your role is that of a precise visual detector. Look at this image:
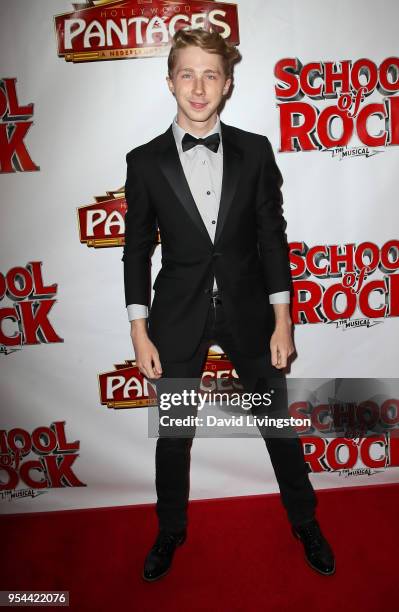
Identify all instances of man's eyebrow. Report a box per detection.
[177,67,221,74]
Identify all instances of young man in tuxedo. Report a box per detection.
[122,28,335,581]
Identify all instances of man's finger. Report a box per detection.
[147,358,162,379]
[152,352,163,375]
[271,342,278,366]
[279,351,288,367]
[275,346,287,369]
[140,366,151,379]
[142,360,155,380]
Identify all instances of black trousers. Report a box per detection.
[154,297,317,532]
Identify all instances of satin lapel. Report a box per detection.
[214,122,242,245]
[158,126,213,246]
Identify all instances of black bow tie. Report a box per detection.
[181,132,220,153]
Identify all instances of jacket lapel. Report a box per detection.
[158,122,242,246]
[158,126,213,246]
[214,122,242,244]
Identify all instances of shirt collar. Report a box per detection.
[172,114,222,154]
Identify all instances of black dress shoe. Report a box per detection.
[143,530,186,582]
[292,519,335,575]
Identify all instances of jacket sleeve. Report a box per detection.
[255,137,292,295]
[122,152,157,307]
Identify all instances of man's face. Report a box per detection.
[167,45,231,128]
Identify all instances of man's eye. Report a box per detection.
[207,75,216,79]
[182,74,192,79]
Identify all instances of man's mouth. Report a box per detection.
[189,101,208,110]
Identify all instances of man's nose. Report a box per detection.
[192,77,205,95]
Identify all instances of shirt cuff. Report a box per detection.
[127,304,148,321]
[268,291,290,304]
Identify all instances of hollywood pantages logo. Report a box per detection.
[54,0,240,62]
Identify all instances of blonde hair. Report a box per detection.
[168,28,241,78]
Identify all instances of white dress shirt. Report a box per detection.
[126,115,290,321]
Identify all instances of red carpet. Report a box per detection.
[1,483,398,612]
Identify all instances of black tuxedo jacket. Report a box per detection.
[122,121,292,362]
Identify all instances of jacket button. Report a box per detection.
[213,252,221,258]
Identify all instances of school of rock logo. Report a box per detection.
[275,57,399,155]
[0,262,63,355]
[0,78,39,173]
[290,389,399,474]
[0,421,86,498]
[301,434,399,475]
[290,240,399,328]
[54,0,239,63]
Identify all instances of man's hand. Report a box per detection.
[270,303,295,369]
[130,319,163,380]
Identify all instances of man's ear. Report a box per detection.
[166,75,175,95]
[223,77,232,96]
